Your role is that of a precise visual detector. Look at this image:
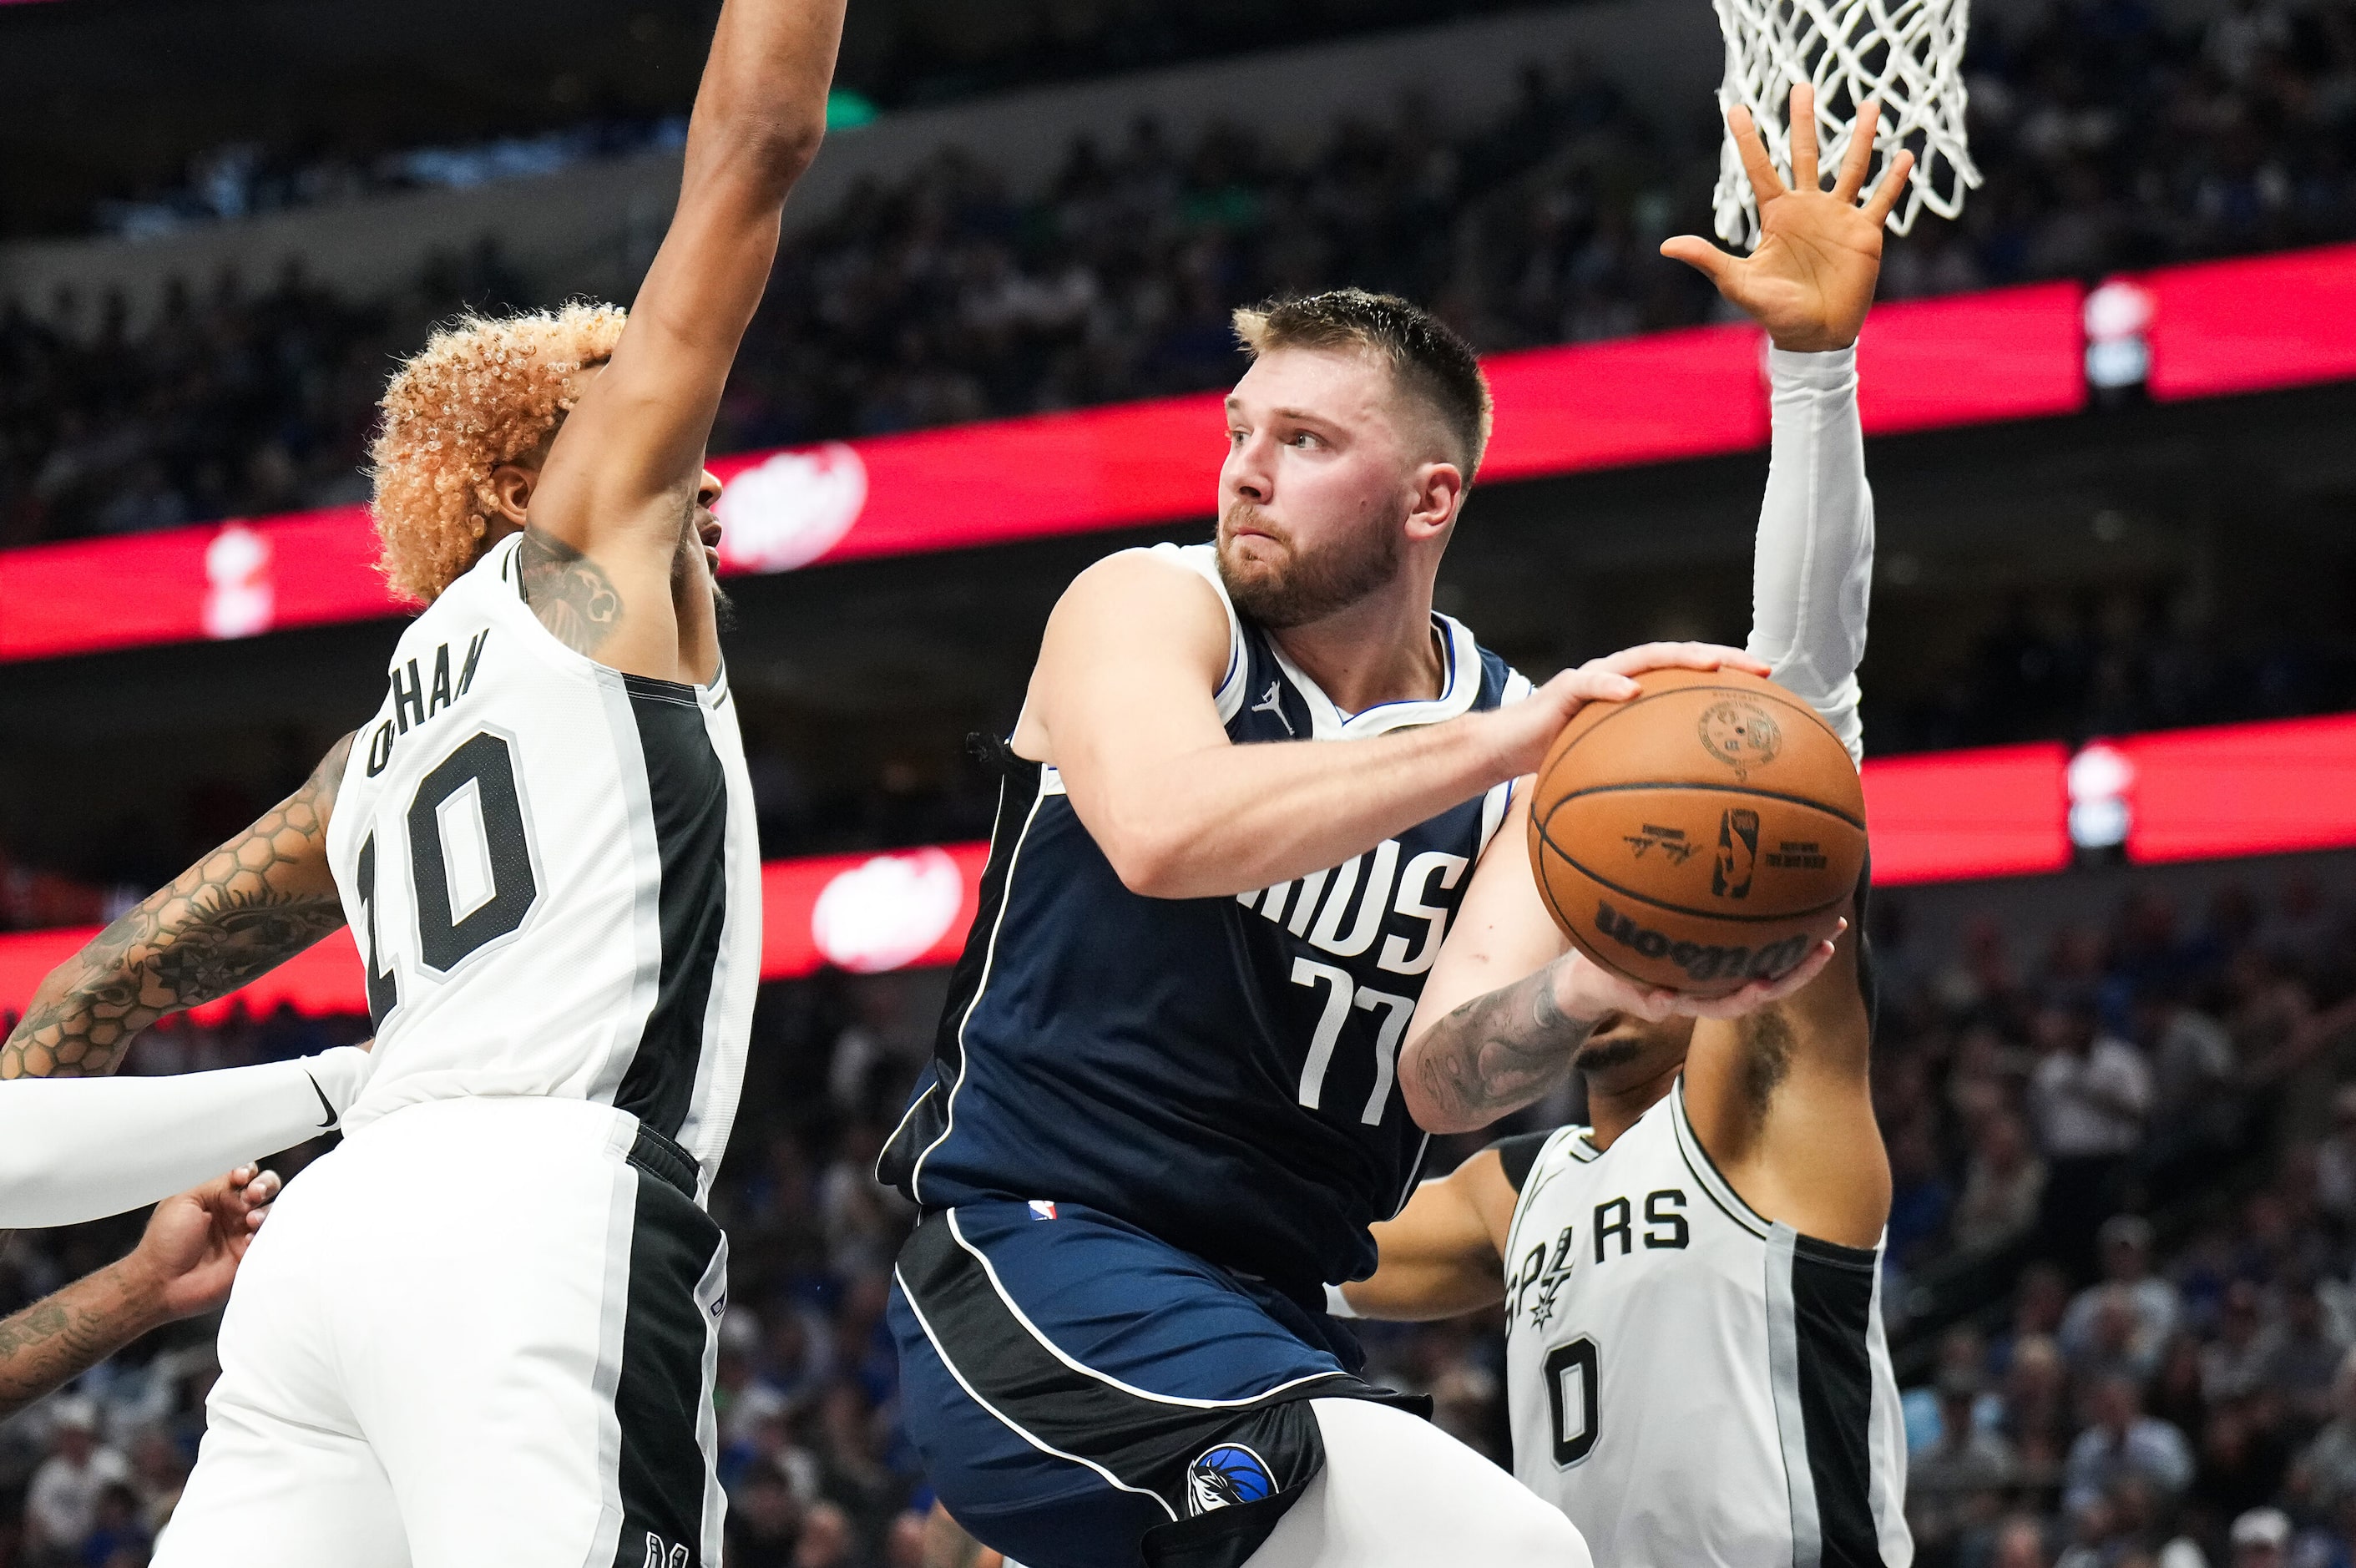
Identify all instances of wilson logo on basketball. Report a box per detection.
[1594,899,1813,985]
[1696,701,1782,777]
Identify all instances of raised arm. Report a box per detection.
[1662,85,1895,1246]
[518,0,847,681]
[1,735,352,1081]
[1021,550,1760,900]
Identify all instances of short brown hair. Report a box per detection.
[1232,289,1494,478]
[367,301,626,604]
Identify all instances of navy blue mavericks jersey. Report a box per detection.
[879,544,1532,1304]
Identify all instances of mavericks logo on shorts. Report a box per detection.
[1186,1443,1276,1515]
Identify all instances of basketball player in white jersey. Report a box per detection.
[1335,92,1912,1568]
[0,0,846,1561]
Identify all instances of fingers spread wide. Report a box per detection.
[1863,147,1918,225]
[1832,98,1880,201]
[1727,105,1788,203]
[1787,83,1820,192]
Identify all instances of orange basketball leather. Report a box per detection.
[1526,668,1867,994]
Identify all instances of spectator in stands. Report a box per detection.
[2232,1508,2294,1568]
[2209,1282,2288,1406]
[2061,1217,2183,1380]
[20,1399,131,1566]
[2064,1374,2196,1520]
[1910,1366,2020,1556]
[1957,1109,2049,1257]
[2030,992,2155,1270]
[2291,1349,2356,1518]
[2267,1278,2350,1426]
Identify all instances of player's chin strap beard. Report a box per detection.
[1575,1036,1647,1075]
[1217,513,1403,631]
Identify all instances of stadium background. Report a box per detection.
[4,0,2356,1563]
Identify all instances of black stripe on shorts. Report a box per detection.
[610,1126,726,1568]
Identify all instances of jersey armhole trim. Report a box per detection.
[1670,1078,1773,1239]
[1146,542,1250,723]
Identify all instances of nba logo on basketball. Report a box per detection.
[1713,810,1760,900]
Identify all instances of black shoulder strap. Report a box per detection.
[1489,1130,1553,1194]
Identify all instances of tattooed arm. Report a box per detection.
[1398,790,1837,1135]
[0,1166,281,1422]
[518,527,624,660]
[1,735,353,1081]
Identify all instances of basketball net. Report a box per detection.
[1711,0,1982,249]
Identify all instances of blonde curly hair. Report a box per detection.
[368,302,629,604]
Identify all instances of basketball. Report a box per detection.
[1527,667,1867,995]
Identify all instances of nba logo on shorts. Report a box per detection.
[1028,1200,1058,1221]
[1186,1444,1275,1515]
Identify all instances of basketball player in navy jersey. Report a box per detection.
[1334,92,1916,1568]
[879,91,1913,1568]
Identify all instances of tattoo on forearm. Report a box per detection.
[0,736,353,1081]
[1410,961,1599,1127]
[519,525,622,655]
[0,1268,148,1422]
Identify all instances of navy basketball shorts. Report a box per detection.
[889,1201,1423,1568]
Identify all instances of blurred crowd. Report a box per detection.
[7,854,2356,1567]
[1870,862,2356,1568]
[81,118,693,245]
[7,0,2356,545]
[1875,587,2356,755]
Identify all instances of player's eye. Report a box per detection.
[1288,432,1321,449]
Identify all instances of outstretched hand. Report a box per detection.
[122,1165,283,1323]
[1661,84,1916,352]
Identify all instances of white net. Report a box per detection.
[1711,0,1983,249]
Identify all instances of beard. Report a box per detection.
[1572,1034,1647,1075]
[1215,502,1403,630]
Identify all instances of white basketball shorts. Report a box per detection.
[154,1095,729,1568]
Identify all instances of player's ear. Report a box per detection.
[1405,459,1465,543]
[484,461,539,532]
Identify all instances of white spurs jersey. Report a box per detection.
[326,533,762,1195]
[1499,1080,1910,1568]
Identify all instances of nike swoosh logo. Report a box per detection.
[307,1074,338,1130]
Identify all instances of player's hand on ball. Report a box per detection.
[1502,642,1771,776]
[1556,921,1844,1024]
[124,1165,285,1323]
[1660,83,1917,352]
